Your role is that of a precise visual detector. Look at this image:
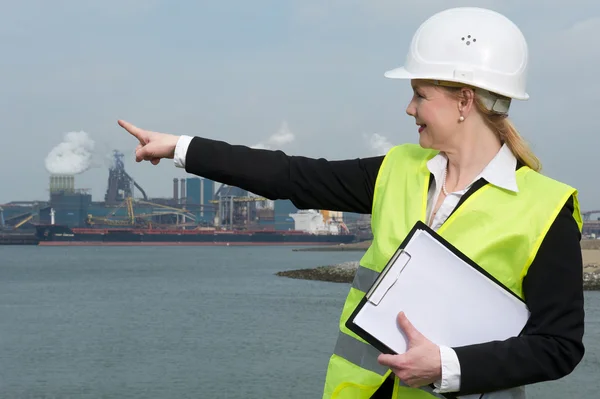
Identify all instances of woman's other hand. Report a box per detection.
[377,312,442,388]
[118,120,180,165]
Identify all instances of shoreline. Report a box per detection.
[276,260,600,291]
[292,241,372,252]
[295,239,600,252]
[287,240,600,291]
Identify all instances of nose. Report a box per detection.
[406,98,417,117]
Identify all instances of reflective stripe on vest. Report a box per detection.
[321,144,582,399]
[352,265,380,292]
[333,332,389,376]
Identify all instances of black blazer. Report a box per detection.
[184,137,585,396]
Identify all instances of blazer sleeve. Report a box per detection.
[184,136,383,214]
[453,195,585,395]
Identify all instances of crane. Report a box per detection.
[86,197,197,227]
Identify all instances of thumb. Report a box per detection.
[398,312,424,344]
[118,119,147,144]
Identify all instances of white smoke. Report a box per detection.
[45,131,96,175]
[104,152,117,170]
[251,121,296,150]
[363,133,394,155]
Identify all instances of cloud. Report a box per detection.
[1,0,599,210]
[544,17,600,63]
[528,17,600,101]
[0,0,161,36]
[291,0,357,22]
[293,0,499,24]
[344,0,596,17]
[251,121,296,150]
[363,133,395,156]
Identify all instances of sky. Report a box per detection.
[2,0,600,211]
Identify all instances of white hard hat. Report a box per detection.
[385,7,529,101]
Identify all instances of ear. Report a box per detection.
[458,87,475,116]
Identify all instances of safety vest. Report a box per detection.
[322,143,582,399]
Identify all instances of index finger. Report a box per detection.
[118,119,146,144]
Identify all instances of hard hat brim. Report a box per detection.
[383,66,529,100]
[384,67,412,79]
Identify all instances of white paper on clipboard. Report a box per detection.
[353,229,530,356]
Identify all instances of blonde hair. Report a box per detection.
[433,81,542,172]
[473,98,542,172]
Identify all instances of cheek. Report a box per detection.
[425,107,452,132]
[422,116,451,142]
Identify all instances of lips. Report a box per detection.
[418,124,427,133]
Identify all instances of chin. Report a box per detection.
[418,136,433,149]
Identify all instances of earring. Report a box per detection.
[459,115,465,122]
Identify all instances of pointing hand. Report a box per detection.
[118,120,180,165]
[377,312,442,388]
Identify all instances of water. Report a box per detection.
[0,246,598,398]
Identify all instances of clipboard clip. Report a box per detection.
[365,249,412,306]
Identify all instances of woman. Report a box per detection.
[118,7,585,399]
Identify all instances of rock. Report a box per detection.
[276,261,359,283]
[277,262,600,291]
[583,270,600,291]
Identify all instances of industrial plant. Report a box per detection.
[4,148,600,246]
[0,150,371,245]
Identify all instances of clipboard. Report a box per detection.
[345,219,530,364]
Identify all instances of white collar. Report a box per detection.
[426,143,519,193]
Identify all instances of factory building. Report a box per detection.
[184,177,215,221]
[273,200,298,231]
[2,149,363,238]
[48,192,92,227]
[45,173,92,227]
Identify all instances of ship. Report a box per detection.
[35,209,356,246]
[34,223,356,246]
[1,229,39,245]
[35,202,356,246]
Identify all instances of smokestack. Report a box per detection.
[200,179,204,217]
[173,178,179,201]
[49,174,75,195]
[180,178,186,204]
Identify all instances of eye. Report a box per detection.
[411,88,425,99]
